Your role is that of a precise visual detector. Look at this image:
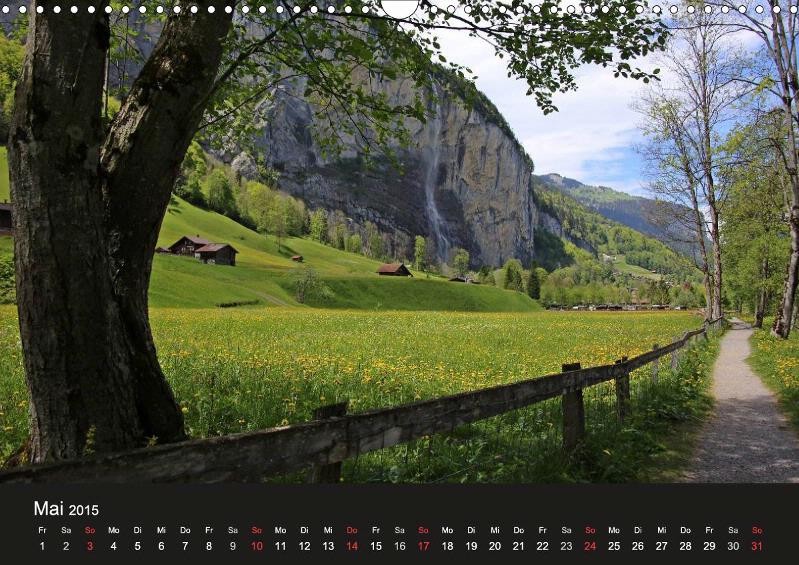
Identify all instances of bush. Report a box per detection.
[502,259,524,292]
[292,267,330,304]
[0,256,15,304]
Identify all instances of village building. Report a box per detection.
[194,243,238,266]
[168,234,210,256]
[0,202,13,235]
[376,263,413,277]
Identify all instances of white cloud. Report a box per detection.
[436,26,657,196]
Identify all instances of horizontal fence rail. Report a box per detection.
[0,318,725,483]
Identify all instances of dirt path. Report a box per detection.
[682,319,799,483]
[252,291,290,307]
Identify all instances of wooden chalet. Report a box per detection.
[194,243,238,266]
[376,263,413,277]
[168,235,210,256]
[0,202,12,235]
[291,255,304,263]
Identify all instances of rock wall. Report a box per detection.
[222,74,540,267]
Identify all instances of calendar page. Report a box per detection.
[0,2,798,563]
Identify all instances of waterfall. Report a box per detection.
[423,86,449,261]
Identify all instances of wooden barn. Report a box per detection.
[168,235,209,256]
[291,255,304,263]
[377,263,413,277]
[0,202,12,235]
[194,243,238,266]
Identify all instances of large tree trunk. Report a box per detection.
[9,6,232,464]
[9,10,143,462]
[770,12,799,338]
[100,7,232,446]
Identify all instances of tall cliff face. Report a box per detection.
[224,75,539,266]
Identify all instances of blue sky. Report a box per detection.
[436,19,659,196]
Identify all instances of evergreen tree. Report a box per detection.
[503,259,524,292]
[527,267,540,299]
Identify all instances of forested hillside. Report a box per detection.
[532,176,699,281]
[536,173,698,258]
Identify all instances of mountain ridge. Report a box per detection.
[534,173,697,259]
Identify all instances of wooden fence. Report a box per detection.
[0,318,725,484]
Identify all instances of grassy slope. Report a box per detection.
[155,197,540,311]
[611,255,663,281]
[0,196,542,312]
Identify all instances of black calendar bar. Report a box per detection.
[0,484,793,564]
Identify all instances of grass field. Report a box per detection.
[0,159,718,481]
[0,308,704,473]
[611,255,663,281]
[749,323,799,432]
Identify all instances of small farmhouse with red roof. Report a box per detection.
[166,235,238,266]
[194,243,238,266]
[168,234,209,256]
[376,263,413,277]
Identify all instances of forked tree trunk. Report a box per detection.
[8,6,232,463]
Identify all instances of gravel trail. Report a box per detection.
[682,319,799,483]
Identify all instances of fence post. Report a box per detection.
[615,357,631,424]
[651,344,659,384]
[671,335,680,371]
[308,401,349,483]
[561,363,585,451]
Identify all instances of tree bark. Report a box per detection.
[708,206,723,320]
[684,159,714,320]
[100,8,232,446]
[754,257,769,329]
[773,203,799,338]
[770,10,799,338]
[8,6,232,463]
[8,10,143,462]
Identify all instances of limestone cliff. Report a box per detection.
[222,73,539,266]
